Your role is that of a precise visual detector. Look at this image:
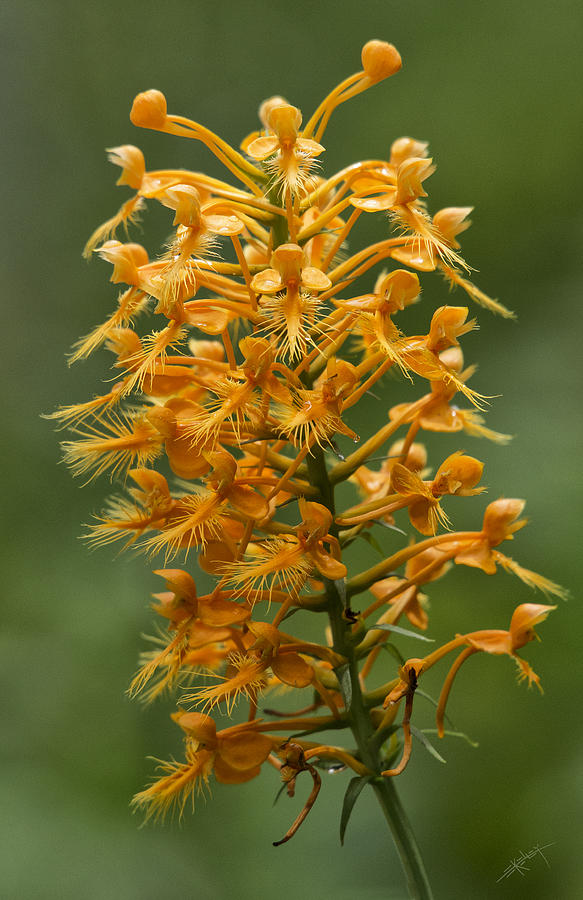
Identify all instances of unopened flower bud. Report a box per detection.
[130,89,168,129]
[361,40,402,82]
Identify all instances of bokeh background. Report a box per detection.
[3,0,582,897]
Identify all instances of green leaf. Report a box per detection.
[357,531,385,557]
[273,783,287,806]
[422,728,479,749]
[380,642,405,665]
[367,623,435,642]
[336,663,352,710]
[410,725,447,764]
[339,775,372,845]
[372,519,407,536]
[280,605,302,624]
[413,690,455,730]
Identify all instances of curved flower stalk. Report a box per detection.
[54,39,567,900]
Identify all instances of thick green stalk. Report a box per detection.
[304,439,433,900]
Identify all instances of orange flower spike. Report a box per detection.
[434,603,556,737]
[63,39,566,881]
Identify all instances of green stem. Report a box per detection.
[372,778,433,900]
[269,184,289,250]
[304,435,433,900]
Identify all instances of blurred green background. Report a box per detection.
[3,0,582,897]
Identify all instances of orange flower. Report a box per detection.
[433,603,556,736]
[251,243,331,360]
[338,451,484,535]
[277,359,359,449]
[389,347,511,443]
[132,713,275,822]
[246,104,325,194]
[449,498,567,599]
[221,499,346,600]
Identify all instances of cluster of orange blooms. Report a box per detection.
[54,40,564,846]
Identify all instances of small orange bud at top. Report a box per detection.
[130,89,168,129]
[361,40,402,82]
